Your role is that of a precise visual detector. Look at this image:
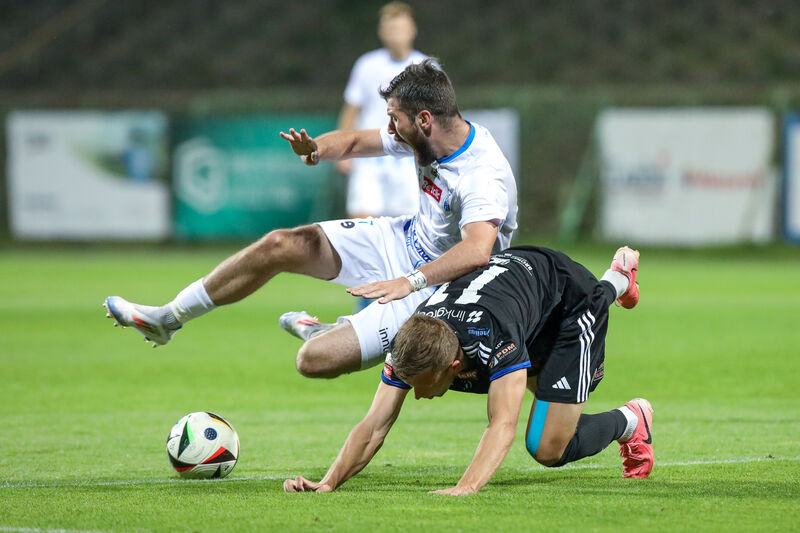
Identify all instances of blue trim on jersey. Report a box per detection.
[489,361,531,381]
[381,372,411,390]
[437,121,475,164]
[525,400,549,458]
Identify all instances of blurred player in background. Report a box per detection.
[338,2,426,220]
[284,246,653,495]
[339,2,428,312]
[105,59,518,381]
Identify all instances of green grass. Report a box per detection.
[1,244,799,532]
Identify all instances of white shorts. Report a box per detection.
[346,158,419,217]
[318,216,436,368]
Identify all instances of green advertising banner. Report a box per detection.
[172,115,338,239]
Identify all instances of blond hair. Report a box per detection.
[391,314,459,381]
[380,2,414,20]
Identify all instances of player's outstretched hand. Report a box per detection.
[279,128,320,166]
[429,485,476,496]
[283,476,333,493]
[347,277,413,304]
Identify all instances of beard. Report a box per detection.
[414,139,436,167]
[402,132,435,167]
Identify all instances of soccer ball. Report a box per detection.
[166,412,239,479]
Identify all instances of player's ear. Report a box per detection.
[449,357,462,372]
[417,110,433,131]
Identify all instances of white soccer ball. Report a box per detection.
[166,411,240,479]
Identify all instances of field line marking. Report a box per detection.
[0,474,286,490]
[0,528,110,533]
[2,456,797,490]
[513,455,800,472]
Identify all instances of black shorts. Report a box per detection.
[528,280,616,404]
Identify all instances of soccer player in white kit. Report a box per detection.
[104,60,518,379]
[338,2,427,219]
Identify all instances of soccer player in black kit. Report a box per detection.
[284,246,653,496]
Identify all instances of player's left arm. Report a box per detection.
[431,368,527,495]
[346,220,498,303]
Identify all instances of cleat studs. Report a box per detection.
[113,322,119,327]
[106,313,111,318]
[152,343,158,348]
[144,337,150,342]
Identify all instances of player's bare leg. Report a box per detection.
[523,380,653,477]
[294,321,362,378]
[104,224,341,346]
[204,224,341,304]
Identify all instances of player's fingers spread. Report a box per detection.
[283,479,295,492]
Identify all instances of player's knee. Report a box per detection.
[528,437,567,467]
[295,342,343,379]
[255,229,293,261]
[256,227,315,266]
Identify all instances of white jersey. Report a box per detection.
[379,121,518,265]
[343,49,428,217]
[344,48,429,129]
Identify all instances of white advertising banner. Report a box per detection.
[598,108,776,245]
[7,111,170,240]
[783,115,800,243]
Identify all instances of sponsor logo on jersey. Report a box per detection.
[490,342,517,368]
[467,327,491,336]
[340,220,355,229]
[457,369,478,380]
[491,253,533,273]
[379,327,391,352]
[422,307,467,322]
[466,310,483,323]
[422,176,442,202]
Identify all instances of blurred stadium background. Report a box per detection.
[2,0,800,243]
[2,3,800,531]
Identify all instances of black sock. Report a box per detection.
[551,410,628,468]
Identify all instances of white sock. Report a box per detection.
[617,405,638,442]
[168,279,217,324]
[601,269,630,299]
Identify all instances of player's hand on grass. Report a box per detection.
[283,476,333,493]
[429,485,476,496]
[280,128,320,166]
[347,277,413,304]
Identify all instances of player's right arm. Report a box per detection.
[335,103,362,173]
[283,382,408,493]
[279,127,385,166]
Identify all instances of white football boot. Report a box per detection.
[279,311,334,341]
[104,296,181,347]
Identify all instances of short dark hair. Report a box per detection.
[391,314,460,381]
[380,1,414,20]
[379,58,460,122]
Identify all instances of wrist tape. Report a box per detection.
[404,269,427,291]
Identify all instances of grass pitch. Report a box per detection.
[1,243,798,532]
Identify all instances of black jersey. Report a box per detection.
[382,246,608,395]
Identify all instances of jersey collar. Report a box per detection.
[436,121,475,165]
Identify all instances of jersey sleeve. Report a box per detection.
[456,169,510,228]
[380,353,411,389]
[487,334,531,382]
[379,126,415,159]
